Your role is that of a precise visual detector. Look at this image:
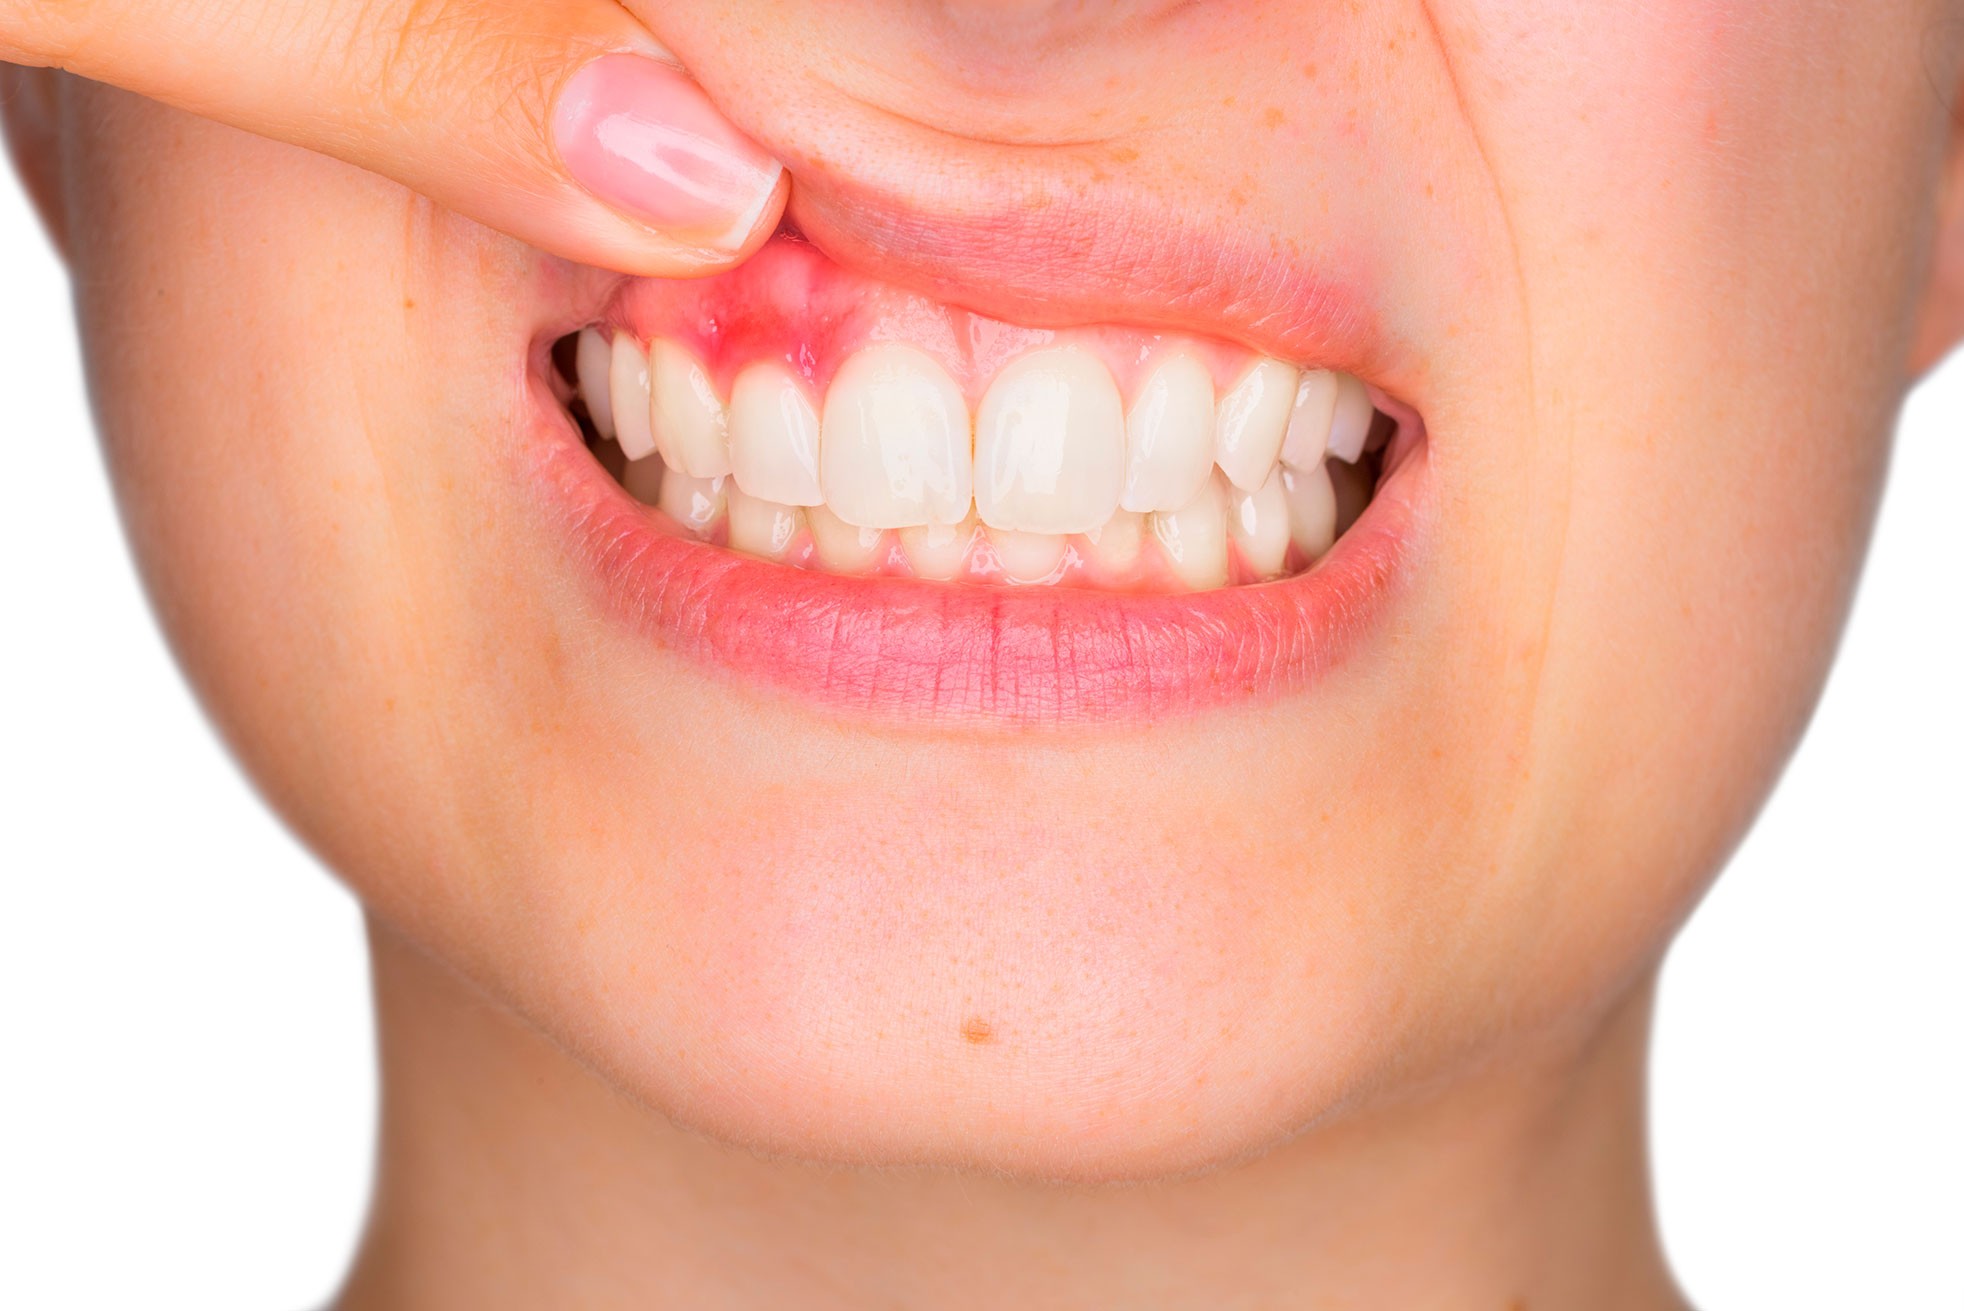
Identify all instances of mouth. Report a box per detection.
[531,234,1427,727]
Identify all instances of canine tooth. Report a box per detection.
[1281,461,1338,559]
[609,333,656,462]
[1279,370,1339,471]
[622,453,663,506]
[1228,469,1291,578]
[988,528,1067,583]
[651,339,731,479]
[657,468,726,538]
[727,487,802,561]
[806,503,887,572]
[576,329,616,440]
[728,361,823,506]
[1082,509,1144,574]
[821,344,973,529]
[1150,472,1230,590]
[1213,358,1298,492]
[1120,350,1215,513]
[899,517,975,581]
[975,347,1125,534]
[1326,373,1374,464]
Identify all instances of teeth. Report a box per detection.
[1213,358,1298,492]
[1082,509,1144,575]
[1149,472,1230,590]
[1120,350,1215,513]
[1325,373,1375,465]
[988,527,1068,583]
[820,343,973,529]
[1279,370,1338,471]
[609,333,656,462]
[728,361,823,506]
[657,468,727,538]
[580,329,1386,590]
[576,329,616,441]
[899,516,975,581]
[1228,469,1291,578]
[1280,461,1337,559]
[806,503,887,572]
[650,339,732,479]
[975,347,1125,534]
[727,486,802,561]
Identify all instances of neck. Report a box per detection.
[338,919,1685,1310]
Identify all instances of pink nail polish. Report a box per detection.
[554,54,782,249]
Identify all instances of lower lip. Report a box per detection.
[523,389,1426,729]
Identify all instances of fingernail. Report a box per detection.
[553,53,783,251]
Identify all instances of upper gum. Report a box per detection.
[609,236,1324,408]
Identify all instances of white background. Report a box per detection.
[2,158,1958,1309]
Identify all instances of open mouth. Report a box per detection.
[535,234,1426,725]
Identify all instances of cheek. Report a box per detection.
[66,89,566,908]
[1427,0,1927,989]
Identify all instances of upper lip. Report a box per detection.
[784,179,1410,393]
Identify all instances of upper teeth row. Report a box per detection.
[575,328,1375,538]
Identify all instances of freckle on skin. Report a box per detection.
[961,1016,994,1044]
[1263,106,1284,129]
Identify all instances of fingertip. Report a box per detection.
[551,52,784,264]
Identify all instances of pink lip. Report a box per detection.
[781,159,1417,393]
[525,405,1425,728]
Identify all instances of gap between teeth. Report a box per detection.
[574,328,1385,590]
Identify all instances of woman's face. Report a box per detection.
[30,3,1958,1178]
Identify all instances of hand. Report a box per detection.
[0,0,786,275]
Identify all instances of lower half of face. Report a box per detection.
[54,1,1943,1179]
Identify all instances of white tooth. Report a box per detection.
[576,328,616,440]
[651,339,731,479]
[988,528,1067,583]
[1120,350,1215,513]
[1149,472,1230,590]
[1081,509,1144,575]
[622,453,664,506]
[1281,461,1338,559]
[609,333,655,462]
[1325,373,1375,464]
[975,347,1125,534]
[656,469,726,538]
[1228,469,1291,578]
[806,503,887,573]
[728,361,823,506]
[899,517,975,581]
[1213,357,1299,492]
[1279,370,1339,471]
[820,344,973,529]
[727,486,803,561]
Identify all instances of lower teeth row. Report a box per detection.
[559,330,1384,591]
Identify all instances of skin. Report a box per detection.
[9,2,1964,1305]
